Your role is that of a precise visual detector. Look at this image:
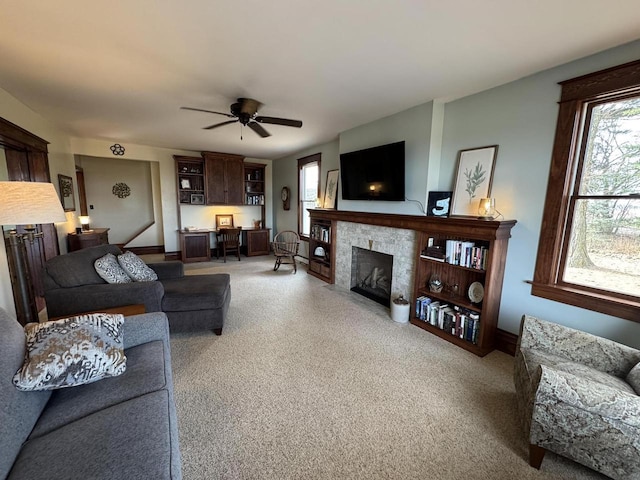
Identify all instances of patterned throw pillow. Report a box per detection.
[627,362,640,394]
[95,253,132,284]
[117,251,158,282]
[13,313,127,391]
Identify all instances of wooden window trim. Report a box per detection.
[532,59,640,322]
[297,153,321,240]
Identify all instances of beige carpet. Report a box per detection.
[167,256,605,480]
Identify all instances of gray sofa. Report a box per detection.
[515,314,640,479]
[43,244,231,334]
[0,307,182,479]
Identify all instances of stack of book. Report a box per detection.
[420,245,446,262]
[444,240,488,270]
[414,295,480,344]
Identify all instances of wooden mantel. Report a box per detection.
[307,209,517,239]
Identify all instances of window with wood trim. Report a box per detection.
[532,59,640,322]
[298,153,321,239]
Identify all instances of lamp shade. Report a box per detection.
[0,181,67,226]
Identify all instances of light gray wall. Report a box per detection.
[440,39,640,347]
[77,156,157,245]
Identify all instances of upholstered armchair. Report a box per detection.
[514,314,640,480]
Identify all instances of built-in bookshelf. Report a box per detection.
[411,219,516,356]
[244,163,265,206]
[308,216,333,282]
[175,156,205,205]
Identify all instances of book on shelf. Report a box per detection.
[415,296,481,344]
[444,239,488,270]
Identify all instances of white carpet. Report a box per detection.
[168,256,605,480]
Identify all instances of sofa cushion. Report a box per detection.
[13,314,127,391]
[627,362,640,395]
[118,251,158,282]
[0,309,51,480]
[94,253,132,284]
[44,244,122,288]
[8,391,176,480]
[160,273,230,312]
[30,340,169,438]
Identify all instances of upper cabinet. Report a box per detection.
[174,156,205,205]
[203,151,245,205]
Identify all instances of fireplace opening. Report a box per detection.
[350,246,393,307]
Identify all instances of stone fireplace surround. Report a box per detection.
[336,221,416,304]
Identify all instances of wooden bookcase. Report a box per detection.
[411,218,516,356]
[308,212,334,283]
[174,156,205,205]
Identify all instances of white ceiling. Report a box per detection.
[1,1,639,160]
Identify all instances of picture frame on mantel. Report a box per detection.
[426,191,452,217]
[323,169,339,209]
[57,174,76,212]
[451,145,497,216]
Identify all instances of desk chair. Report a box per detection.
[216,227,241,262]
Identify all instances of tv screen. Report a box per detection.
[339,141,405,201]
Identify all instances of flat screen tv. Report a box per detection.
[339,141,405,201]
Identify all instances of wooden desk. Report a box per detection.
[178,227,271,262]
[67,228,110,252]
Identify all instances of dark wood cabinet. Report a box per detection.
[67,228,110,252]
[242,228,271,256]
[179,231,211,263]
[203,151,245,205]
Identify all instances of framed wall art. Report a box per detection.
[451,145,498,216]
[215,214,234,229]
[426,191,452,217]
[191,193,205,205]
[323,169,339,209]
[57,174,76,212]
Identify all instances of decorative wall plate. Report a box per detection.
[314,246,325,257]
[468,281,484,303]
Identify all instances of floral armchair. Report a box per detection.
[514,314,640,480]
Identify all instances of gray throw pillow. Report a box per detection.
[626,362,640,394]
[13,313,127,391]
[118,251,158,282]
[95,253,132,284]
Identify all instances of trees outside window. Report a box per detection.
[297,154,320,239]
[532,60,640,322]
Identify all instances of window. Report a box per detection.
[532,60,640,322]
[298,153,321,238]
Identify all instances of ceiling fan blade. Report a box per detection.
[255,116,303,128]
[203,120,238,130]
[181,106,235,118]
[248,121,271,138]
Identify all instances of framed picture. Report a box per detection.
[180,178,191,189]
[426,191,452,217]
[191,193,205,205]
[57,174,75,212]
[323,169,339,209]
[215,214,234,229]
[451,145,498,216]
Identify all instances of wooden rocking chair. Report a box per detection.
[272,230,300,273]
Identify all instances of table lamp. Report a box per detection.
[79,215,91,231]
[0,181,67,324]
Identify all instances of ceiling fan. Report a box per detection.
[181,98,303,138]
